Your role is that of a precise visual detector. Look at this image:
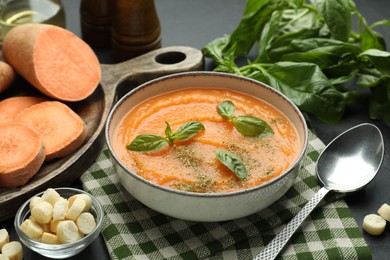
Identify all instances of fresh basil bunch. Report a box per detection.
[202,0,390,124]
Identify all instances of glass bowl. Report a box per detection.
[14,187,104,259]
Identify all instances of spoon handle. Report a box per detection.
[254,187,330,260]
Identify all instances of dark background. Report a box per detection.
[1,0,389,259]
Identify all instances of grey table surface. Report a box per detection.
[1,0,389,259]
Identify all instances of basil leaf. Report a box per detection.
[281,51,339,69]
[216,100,273,137]
[311,0,352,42]
[173,121,205,142]
[359,49,390,76]
[127,121,204,152]
[289,38,362,56]
[217,100,235,119]
[258,8,322,62]
[202,36,236,72]
[164,121,175,144]
[232,115,273,137]
[361,28,387,51]
[215,149,248,181]
[357,74,382,88]
[127,134,169,152]
[228,0,295,56]
[251,61,359,124]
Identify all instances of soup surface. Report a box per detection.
[112,88,300,193]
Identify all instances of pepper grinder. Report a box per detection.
[80,0,116,48]
[111,0,161,62]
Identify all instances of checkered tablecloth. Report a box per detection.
[79,130,371,259]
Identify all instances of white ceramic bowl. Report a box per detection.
[105,72,308,222]
[15,187,104,259]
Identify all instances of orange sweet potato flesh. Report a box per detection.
[0,122,45,188]
[15,101,87,161]
[2,23,101,102]
[0,96,47,123]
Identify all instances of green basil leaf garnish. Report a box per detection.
[127,134,169,152]
[165,121,175,144]
[215,149,248,181]
[173,121,205,142]
[217,100,273,137]
[217,100,235,119]
[232,115,274,137]
[127,121,205,152]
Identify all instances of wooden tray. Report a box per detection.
[0,46,204,221]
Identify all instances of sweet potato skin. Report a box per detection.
[0,123,45,188]
[0,61,15,94]
[2,23,101,102]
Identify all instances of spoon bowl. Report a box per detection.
[255,123,384,260]
[317,123,384,192]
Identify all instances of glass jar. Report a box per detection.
[0,0,65,42]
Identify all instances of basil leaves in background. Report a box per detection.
[202,0,390,124]
[127,121,205,152]
[217,100,273,137]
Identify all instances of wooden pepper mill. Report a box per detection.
[111,0,161,62]
[80,0,116,48]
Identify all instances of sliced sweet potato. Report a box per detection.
[0,96,47,123]
[0,61,15,94]
[15,101,87,161]
[2,23,101,102]
[0,123,45,188]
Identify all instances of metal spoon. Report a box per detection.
[255,123,384,260]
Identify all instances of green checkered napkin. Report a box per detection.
[80,130,371,260]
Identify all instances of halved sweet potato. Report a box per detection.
[2,23,101,101]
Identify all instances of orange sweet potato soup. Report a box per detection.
[112,88,300,193]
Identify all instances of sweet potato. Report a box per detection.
[15,101,87,161]
[2,23,101,102]
[0,123,45,188]
[0,61,15,94]
[0,96,47,123]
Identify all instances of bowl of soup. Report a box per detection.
[105,72,308,222]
